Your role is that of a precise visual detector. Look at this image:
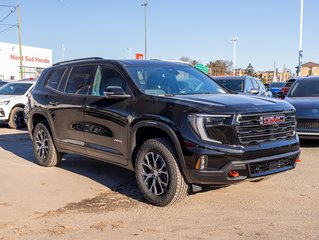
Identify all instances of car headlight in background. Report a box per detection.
[0,100,10,105]
[188,114,234,144]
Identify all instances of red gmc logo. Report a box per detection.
[260,115,285,126]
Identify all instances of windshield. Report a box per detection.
[0,83,33,95]
[288,80,319,97]
[214,79,244,92]
[126,64,226,96]
[270,82,286,88]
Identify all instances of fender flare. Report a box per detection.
[130,120,187,171]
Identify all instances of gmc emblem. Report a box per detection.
[260,115,285,126]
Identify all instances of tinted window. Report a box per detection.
[46,68,66,90]
[288,80,319,97]
[245,78,254,92]
[126,64,226,96]
[65,65,96,95]
[256,79,266,92]
[214,79,244,92]
[286,79,296,87]
[91,66,130,96]
[0,83,32,95]
[251,78,259,89]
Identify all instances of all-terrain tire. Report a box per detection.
[32,122,62,167]
[8,107,25,129]
[135,138,189,207]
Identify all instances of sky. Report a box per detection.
[0,0,318,72]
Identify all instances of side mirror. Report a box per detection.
[250,89,259,95]
[104,86,131,99]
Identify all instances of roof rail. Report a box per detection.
[53,57,104,66]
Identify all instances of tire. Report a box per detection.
[32,122,62,167]
[135,138,189,206]
[8,107,25,129]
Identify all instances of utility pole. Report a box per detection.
[298,0,304,76]
[230,37,238,76]
[141,2,149,60]
[17,5,23,80]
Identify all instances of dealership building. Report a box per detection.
[0,42,52,80]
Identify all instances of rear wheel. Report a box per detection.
[135,138,189,206]
[8,107,25,129]
[32,122,62,167]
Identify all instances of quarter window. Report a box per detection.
[65,65,97,95]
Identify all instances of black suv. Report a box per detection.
[27,58,300,206]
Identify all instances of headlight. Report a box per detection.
[0,100,10,105]
[188,114,234,144]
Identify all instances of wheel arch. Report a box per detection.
[130,121,186,172]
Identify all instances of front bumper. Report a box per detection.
[184,150,300,185]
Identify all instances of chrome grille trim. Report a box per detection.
[236,110,296,145]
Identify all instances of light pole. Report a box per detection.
[230,37,238,76]
[141,2,149,60]
[298,0,304,76]
[127,47,132,59]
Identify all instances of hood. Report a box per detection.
[285,97,319,118]
[285,97,319,109]
[171,94,294,114]
[0,95,21,101]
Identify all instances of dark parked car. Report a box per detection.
[213,75,273,97]
[285,77,319,139]
[269,82,286,96]
[27,58,300,206]
[0,80,8,87]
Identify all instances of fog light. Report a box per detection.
[195,155,208,170]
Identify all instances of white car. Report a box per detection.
[0,80,36,129]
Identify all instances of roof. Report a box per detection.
[301,62,319,67]
[53,57,189,67]
[294,77,319,81]
[212,75,246,81]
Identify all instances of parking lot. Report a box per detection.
[0,125,318,240]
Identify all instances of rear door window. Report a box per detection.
[65,65,97,95]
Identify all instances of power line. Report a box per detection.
[0,8,15,23]
[0,24,17,34]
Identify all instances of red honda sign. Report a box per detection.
[135,53,144,60]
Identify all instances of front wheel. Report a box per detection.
[32,122,62,167]
[8,107,25,129]
[135,138,189,206]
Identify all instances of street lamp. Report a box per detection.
[230,37,238,76]
[298,0,304,76]
[127,47,132,59]
[141,2,149,60]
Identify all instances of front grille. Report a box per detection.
[249,157,295,177]
[236,111,296,145]
[297,119,319,131]
[0,109,4,117]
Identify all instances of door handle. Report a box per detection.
[49,101,59,106]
